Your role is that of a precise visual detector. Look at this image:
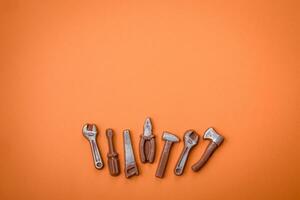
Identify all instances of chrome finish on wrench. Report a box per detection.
[174,130,199,176]
[123,129,139,178]
[82,124,104,169]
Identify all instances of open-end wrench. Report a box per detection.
[174,130,199,176]
[123,129,139,178]
[82,124,104,169]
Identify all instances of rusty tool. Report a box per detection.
[174,130,199,176]
[155,132,179,178]
[192,128,224,172]
[106,129,120,176]
[82,124,104,169]
[123,129,139,178]
[139,117,156,163]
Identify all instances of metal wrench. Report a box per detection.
[123,129,139,178]
[82,124,104,169]
[174,130,199,176]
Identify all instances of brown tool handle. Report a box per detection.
[106,129,120,176]
[155,141,172,178]
[139,136,146,163]
[107,152,120,176]
[192,142,218,172]
[148,136,155,163]
[125,163,139,178]
[139,135,156,163]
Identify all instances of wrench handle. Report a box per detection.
[192,142,218,172]
[174,146,191,176]
[155,141,173,178]
[89,138,104,169]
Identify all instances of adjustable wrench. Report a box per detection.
[82,124,104,169]
[174,130,199,176]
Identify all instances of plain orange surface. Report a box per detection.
[0,0,299,200]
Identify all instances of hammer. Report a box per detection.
[192,128,224,172]
[155,132,179,178]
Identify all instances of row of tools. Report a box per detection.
[82,117,224,178]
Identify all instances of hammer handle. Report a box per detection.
[155,141,172,178]
[192,142,218,172]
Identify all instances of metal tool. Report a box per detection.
[82,124,104,169]
[174,130,199,176]
[155,132,179,178]
[192,128,224,172]
[123,129,139,178]
[139,117,156,163]
[106,129,120,176]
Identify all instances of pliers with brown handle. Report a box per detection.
[139,117,156,163]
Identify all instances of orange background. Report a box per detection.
[0,0,299,200]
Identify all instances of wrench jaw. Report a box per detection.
[82,124,97,139]
[184,130,199,146]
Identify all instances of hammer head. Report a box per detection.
[203,128,224,146]
[162,132,179,143]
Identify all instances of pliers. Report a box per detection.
[139,117,156,163]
